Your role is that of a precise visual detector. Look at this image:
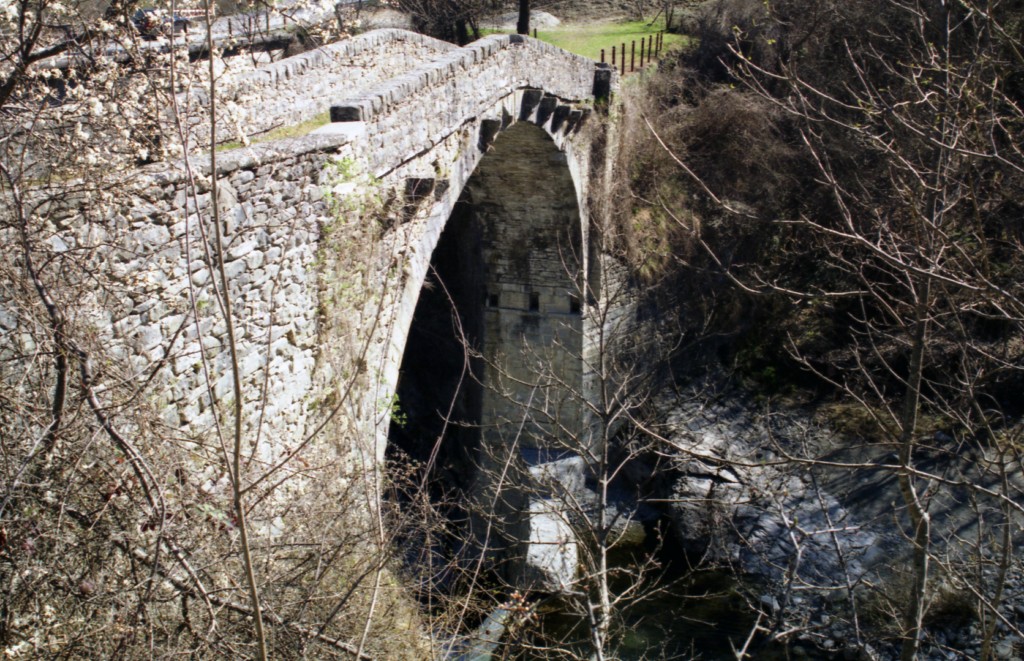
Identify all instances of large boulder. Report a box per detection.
[485,11,562,31]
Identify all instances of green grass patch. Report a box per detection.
[217,110,331,152]
[487,18,690,63]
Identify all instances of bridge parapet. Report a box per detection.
[180,29,456,147]
[327,33,611,178]
[330,34,599,123]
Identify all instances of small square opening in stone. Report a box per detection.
[529,292,540,312]
[488,293,499,308]
[569,295,581,314]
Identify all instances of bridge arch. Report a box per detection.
[372,88,596,470]
[301,31,613,467]
[376,89,596,591]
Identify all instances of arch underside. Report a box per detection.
[372,87,593,461]
[388,114,587,591]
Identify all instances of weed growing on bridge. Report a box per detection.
[217,111,332,152]
[318,155,397,355]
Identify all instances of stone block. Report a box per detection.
[135,324,164,351]
[521,499,577,592]
[519,89,543,121]
[0,307,17,331]
[227,240,257,261]
[213,371,234,400]
[224,260,246,279]
[173,349,200,376]
[161,313,187,335]
[231,169,256,186]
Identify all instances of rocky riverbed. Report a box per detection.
[625,376,1024,660]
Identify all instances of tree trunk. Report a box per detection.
[897,288,932,661]
[517,0,530,35]
[455,18,469,45]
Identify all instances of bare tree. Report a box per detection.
[0,2,449,658]
[628,0,1024,657]
[390,0,501,44]
[516,0,529,34]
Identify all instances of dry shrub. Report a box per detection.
[669,88,797,212]
[686,0,775,83]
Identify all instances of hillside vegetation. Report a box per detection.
[620,0,1024,405]
[612,1,1024,656]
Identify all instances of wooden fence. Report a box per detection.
[599,31,665,76]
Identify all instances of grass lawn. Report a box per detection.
[492,18,690,63]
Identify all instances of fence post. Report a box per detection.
[621,42,626,75]
[612,45,616,65]
[640,37,645,67]
[601,48,605,64]
[648,35,653,62]
[631,40,635,72]
[533,28,537,38]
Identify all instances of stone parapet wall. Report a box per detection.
[180,29,457,146]
[332,34,597,122]
[333,34,604,177]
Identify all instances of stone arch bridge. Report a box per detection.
[20,29,619,589]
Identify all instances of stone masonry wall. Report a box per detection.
[81,134,360,469]
[469,122,585,450]
[4,29,614,485]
